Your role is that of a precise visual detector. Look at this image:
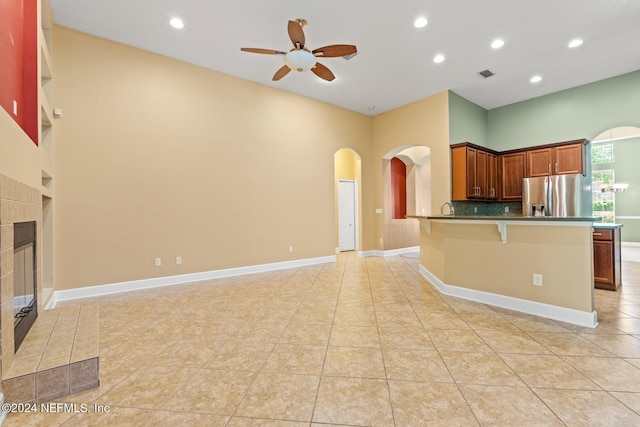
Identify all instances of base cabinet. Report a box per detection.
[593,227,622,290]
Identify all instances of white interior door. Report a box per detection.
[338,180,356,251]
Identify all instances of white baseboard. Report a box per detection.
[382,246,419,257]
[622,242,640,248]
[357,246,419,258]
[49,255,337,307]
[419,265,598,328]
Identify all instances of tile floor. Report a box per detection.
[4,251,640,426]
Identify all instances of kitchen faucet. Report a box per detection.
[440,201,455,216]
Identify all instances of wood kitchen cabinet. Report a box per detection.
[526,142,585,177]
[593,226,622,290]
[500,152,526,200]
[451,143,496,201]
[450,139,587,202]
[487,153,498,200]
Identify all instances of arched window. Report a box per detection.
[591,126,639,224]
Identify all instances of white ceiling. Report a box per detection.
[49,0,640,116]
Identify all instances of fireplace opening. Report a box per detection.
[14,221,38,352]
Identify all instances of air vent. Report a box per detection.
[479,69,494,78]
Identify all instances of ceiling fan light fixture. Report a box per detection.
[284,49,317,71]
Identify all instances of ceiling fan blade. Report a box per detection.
[312,44,357,58]
[272,65,291,81]
[288,20,305,49]
[311,62,335,82]
[241,47,286,55]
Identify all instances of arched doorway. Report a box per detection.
[382,145,431,252]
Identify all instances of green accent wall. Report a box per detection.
[487,70,640,151]
[448,71,640,242]
[614,137,640,242]
[448,91,488,147]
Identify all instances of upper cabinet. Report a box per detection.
[500,152,526,200]
[451,143,498,201]
[487,153,498,200]
[525,141,586,177]
[451,139,588,202]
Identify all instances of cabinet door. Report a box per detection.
[451,146,469,201]
[526,148,552,177]
[476,150,488,198]
[501,152,525,200]
[554,144,584,175]
[487,153,498,199]
[593,240,614,289]
[466,147,478,198]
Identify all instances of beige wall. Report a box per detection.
[53,26,374,290]
[372,92,450,250]
[0,113,52,190]
[422,221,594,312]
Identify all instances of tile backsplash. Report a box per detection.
[452,201,522,216]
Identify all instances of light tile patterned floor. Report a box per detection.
[4,252,640,426]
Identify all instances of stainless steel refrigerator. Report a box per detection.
[522,174,592,217]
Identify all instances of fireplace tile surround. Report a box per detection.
[0,174,100,405]
[0,174,43,381]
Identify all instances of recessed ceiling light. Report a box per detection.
[491,39,505,49]
[568,38,583,48]
[530,75,542,83]
[169,17,184,29]
[368,105,376,110]
[414,17,428,28]
[433,54,445,63]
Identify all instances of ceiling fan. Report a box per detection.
[240,19,357,82]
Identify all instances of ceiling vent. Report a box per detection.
[479,69,494,78]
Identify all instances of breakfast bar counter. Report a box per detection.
[407,215,600,327]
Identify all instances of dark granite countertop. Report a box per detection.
[593,223,623,229]
[409,215,602,222]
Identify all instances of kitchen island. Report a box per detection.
[408,215,600,327]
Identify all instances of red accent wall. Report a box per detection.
[0,0,39,145]
[390,157,407,219]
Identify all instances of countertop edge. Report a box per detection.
[407,215,602,222]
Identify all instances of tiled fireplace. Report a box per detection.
[0,174,43,379]
[0,175,100,405]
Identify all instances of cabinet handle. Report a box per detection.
[593,233,602,236]
[555,163,558,174]
[548,164,551,175]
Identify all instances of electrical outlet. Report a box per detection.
[474,207,478,213]
[533,273,543,286]
[505,206,510,213]
[288,245,293,253]
[176,256,182,265]
[155,258,161,267]
[379,238,383,244]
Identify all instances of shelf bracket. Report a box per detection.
[496,221,507,244]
